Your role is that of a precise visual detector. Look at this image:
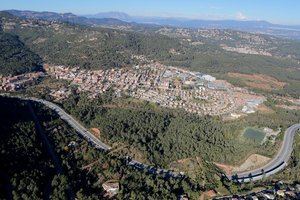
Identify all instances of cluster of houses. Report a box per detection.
[131,87,239,116]
[45,63,264,117]
[0,72,44,91]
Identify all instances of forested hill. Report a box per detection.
[0,30,42,76]
[0,11,181,70]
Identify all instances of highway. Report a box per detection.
[1,94,298,181]
[230,123,300,182]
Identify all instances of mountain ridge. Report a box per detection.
[5,9,300,39]
[85,11,300,28]
[85,11,300,39]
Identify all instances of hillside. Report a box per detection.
[0,11,180,70]
[0,30,42,76]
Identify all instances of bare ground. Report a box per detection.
[215,154,271,175]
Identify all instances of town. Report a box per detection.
[0,62,266,118]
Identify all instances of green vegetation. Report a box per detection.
[1,10,300,198]
[0,96,55,199]
[0,30,42,76]
[241,98,300,131]
[58,92,300,195]
[0,96,207,199]
[1,92,299,198]
[57,92,300,165]
[0,11,180,70]
[61,92,264,166]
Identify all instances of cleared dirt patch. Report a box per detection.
[216,154,271,175]
[32,37,47,44]
[228,73,286,91]
[90,127,101,138]
[215,162,234,175]
[200,190,217,200]
[232,154,271,173]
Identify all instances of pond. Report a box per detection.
[243,127,266,143]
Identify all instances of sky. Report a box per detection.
[1,0,300,25]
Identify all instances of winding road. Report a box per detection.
[29,97,300,182]
[230,123,300,182]
[1,94,299,181]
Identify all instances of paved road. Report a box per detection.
[3,94,297,181]
[33,97,299,181]
[230,123,300,182]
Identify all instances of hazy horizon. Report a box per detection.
[1,0,300,25]
[3,9,300,27]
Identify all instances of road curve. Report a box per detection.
[230,123,300,182]
[37,97,299,181]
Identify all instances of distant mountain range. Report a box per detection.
[85,11,300,29]
[85,12,300,40]
[4,10,300,39]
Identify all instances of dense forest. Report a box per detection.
[0,96,56,199]
[0,30,42,76]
